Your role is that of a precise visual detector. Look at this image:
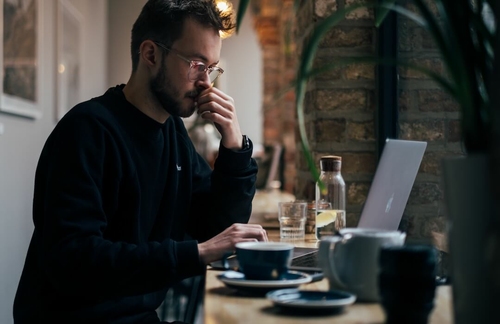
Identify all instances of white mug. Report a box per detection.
[318,228,406,302]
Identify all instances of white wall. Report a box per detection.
[107,0,263,146]
[0,1,107,323]
[221,0,263,146]
[107,0,147,87]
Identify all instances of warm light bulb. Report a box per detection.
[215,0,235,39]
[216,0,229,12]
[58,64,66,74]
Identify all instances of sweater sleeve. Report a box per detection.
[35,106,205,299]
[186,139,258,242]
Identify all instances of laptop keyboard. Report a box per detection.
[291,251,319,268]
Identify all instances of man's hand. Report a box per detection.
[196,87,243,150]
[197,223,268,265]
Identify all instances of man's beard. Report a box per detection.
[150,60,197,118]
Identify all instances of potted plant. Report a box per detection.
[236,0,499,322]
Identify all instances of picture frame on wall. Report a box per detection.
[56,0,82,121]
[0,0,42,119]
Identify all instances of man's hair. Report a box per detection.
[130,0,235,71]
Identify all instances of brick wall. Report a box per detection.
[253,0,461,243]
[252,0,298,193]
[396,1,463,242]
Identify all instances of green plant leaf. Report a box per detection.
[374,3,426,27]
[375,0,397,26]
[436,0,489,151]
[236,0,250,33]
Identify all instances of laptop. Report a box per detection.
[211,139,427,272]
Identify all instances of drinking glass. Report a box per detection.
[278,201,307,240]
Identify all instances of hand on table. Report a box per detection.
[197,223,268,265]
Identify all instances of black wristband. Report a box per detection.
[241,135,250,150]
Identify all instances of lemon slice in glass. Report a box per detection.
[316,211,336,227]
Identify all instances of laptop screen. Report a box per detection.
[357,139,427,230]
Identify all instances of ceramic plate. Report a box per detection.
[217,270,312,293]
[266,288,356,310]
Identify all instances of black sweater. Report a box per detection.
[13,85,257,323]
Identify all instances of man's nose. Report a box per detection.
[195,72,211,89]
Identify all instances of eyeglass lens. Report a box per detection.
[189,64,221,84]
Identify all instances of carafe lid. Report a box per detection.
[320,155,342,172]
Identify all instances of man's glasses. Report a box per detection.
[154,42,224,84]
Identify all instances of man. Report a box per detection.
[13,0,267,322]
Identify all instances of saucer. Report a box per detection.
[217,270,312,293]
[266,288,356,310]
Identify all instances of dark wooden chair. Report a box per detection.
[157,274,206,323]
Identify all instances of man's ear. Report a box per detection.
[139,40,159,67]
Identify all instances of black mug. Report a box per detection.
[221,242,294,280]
[378,244,437,324]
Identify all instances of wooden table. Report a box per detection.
[203,232,454,324]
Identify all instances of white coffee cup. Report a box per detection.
[318,228,406,302]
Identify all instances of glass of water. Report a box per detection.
[278,201,308,240]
